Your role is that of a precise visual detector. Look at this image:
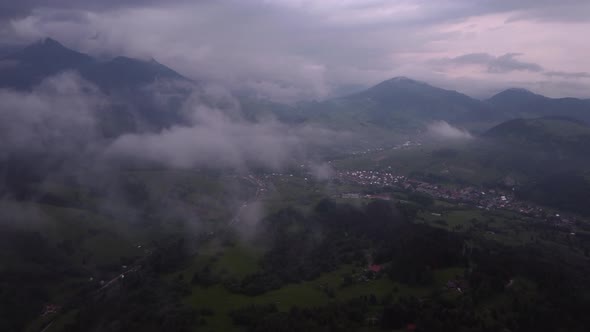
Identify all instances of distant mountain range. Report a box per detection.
[298,77,494,130]
[2,38,590,133]
[486,88,590,123]
[293,77,590,132]
[0,38,188,91]
[0,38,195,135]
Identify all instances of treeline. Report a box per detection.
[516,173,590,216]
[218,199,590,332]
[0,230,69,332]
[227,234,590,332]
[60,237,199,332]
[218,199,465,295]
[224,199,408,295]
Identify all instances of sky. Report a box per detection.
[0,0,589,101]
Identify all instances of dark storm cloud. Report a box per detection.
[435,53,544,74]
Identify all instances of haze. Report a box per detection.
[1,0,589,102]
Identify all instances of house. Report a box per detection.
[41,304,61,317]
[369,264,382,273]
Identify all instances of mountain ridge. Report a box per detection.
[0,37,188,92]
[2,38,590,131]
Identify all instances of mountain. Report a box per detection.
[487,88,547,105]
[0,38,95,89]
[79,56,188,92]
[487,88,590,122]
[3,39,590,134]
[0,38,188,92]
[485,117,590,216]
[299,77,493,132]
[304,78,590,132]
[0,38,194,135]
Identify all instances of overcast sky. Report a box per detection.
[1,0,589,101]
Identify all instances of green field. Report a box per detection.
[185,264,429,331]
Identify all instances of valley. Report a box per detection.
[1,37,590,332]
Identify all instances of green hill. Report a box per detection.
[300,77,492,131]
[487,88,590,122]
[483,117,590,155]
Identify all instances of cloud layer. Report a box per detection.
[0,72,343,174]
[427,121,473,140]
[0,0,589,100]
[0,72,103,155]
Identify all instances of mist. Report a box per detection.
[426,120,473,140]
[0,71,345,238]
[0,72,103,156]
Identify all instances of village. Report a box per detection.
[334,169,580,228]
[237,166,581,230]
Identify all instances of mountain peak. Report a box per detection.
[40,37,63,47]
[383,76,426,85]
[6,37,93,63]
[23,37,71,54]
[504,87,536,95]
[488,87,546,104]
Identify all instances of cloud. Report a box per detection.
[434,53,543,74]
[308,162,334,180]
[105,102,342,171]
[427,121,473,140]
[544,71,590,79]
[1,0,590,99]
[0,72,103,156]
[0,68,344,175]
[0,0,195,20]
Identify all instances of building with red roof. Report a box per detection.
[369,264,382,273]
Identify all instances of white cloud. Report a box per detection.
[4,0,590,99]
[427,121,473,140]
[0,72,103,155]
[104,86,346,171]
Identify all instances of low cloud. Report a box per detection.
[105,104,341,171]
[544,71,590,79]
[0,72,347,237]
[308,162,334,181]
[0,72,104,156]
[0,69,346,179]
[434,53,544,74]
[427,121,473,140]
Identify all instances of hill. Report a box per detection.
[2,39,590,135]
[300,77,493,131]
[0,38,95,89]
[79,56,188,92]
[0,38,189,93]
[0,38,194,134]
[487,88,590,122]
[483,117,590,155]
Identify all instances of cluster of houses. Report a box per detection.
[241,167,579,228]
[335,170,579,227]
[409,181,578,226]
[349,140,422,156]
[41,304,61,317]
[337,170,407,187]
